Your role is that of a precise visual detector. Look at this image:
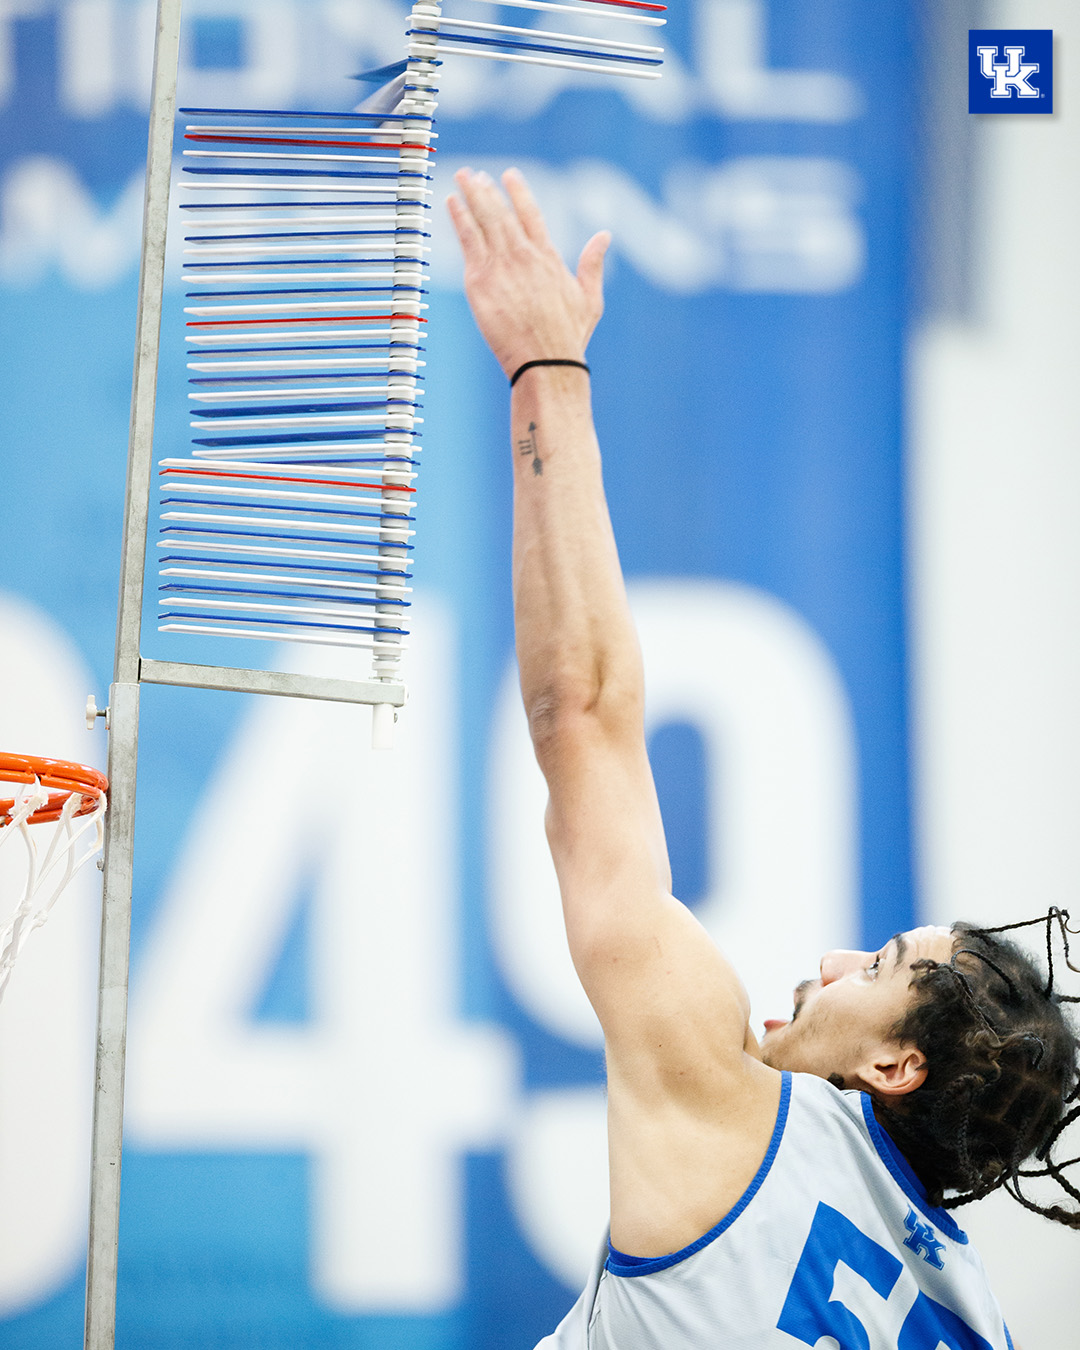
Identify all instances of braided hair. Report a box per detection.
[873,909,1080,1224]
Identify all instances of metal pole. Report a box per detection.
[138,657,407,707]
[84,681,140,1350]
[85,2,182,1346]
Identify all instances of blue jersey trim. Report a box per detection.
[1004,1322,1014,1349]
[859,1093,968,1244]
[606,1071,792,1278]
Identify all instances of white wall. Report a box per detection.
[909,3,1080,1341]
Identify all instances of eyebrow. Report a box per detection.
[890,932,909,971]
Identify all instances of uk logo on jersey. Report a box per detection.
[903,1207,946,1269]
[969,30,1053,114]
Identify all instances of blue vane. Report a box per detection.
[159,554,413,580]
[191,399,417,418]
[158,611,410,637]
[350,59,409,84]
[179,105,428,122]
[189,372,424,384]
[185,287,424,298]
[159,583,409,607]
[182,168,431,180]
[185,343,420,355]
[159,525,414,549]
[191,430,396,447]
[418,30,661,66]
[160,495,413,522]
[183,258,421,269]
[184,231,431,241]
[180,199,431,210]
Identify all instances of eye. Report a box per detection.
[866,955,882,978]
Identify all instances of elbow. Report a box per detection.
[524,670,643,766]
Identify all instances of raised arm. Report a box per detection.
[447,169,640,802]
[448,170,781,1254]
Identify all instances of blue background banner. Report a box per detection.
[0,2,916,1346]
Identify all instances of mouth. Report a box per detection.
[764,979,819,1038]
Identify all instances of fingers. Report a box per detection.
[446,189,486,263]
[576,230,610,312]
[502,167,552,249]
[453,167,521,252]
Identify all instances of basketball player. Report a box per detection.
[447,167,1079,1349]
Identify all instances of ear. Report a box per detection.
[857,1043,927,1098]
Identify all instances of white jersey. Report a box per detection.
[537,1072,1014,1350]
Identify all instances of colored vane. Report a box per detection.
[155,0,663,691]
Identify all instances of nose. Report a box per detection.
[820,950,874,985]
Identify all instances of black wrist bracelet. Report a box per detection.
[509,358,590,388]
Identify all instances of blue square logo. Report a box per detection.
[969,30,1053,113]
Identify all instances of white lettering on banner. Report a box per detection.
[5,0,859,125]
[700,0,861,122]
[0,156,143,287]
[126,600,518,1313]
[59,0,301,114]
[491,580,858,1289]
[60,0,119,117]
[0,1,38,110]
[57,0,157,114]
[0,151,863,294]
[175,0,301,112]
[586,155,863,293]
[429,155,864,295]
[322,0,438,84]
[0,594,100,1315]
[1,2,865,291]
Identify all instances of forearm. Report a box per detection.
[445,167,642,749]
[510,367,643,739]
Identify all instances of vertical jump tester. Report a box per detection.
[0,2,664,1347]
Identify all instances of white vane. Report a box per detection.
[157,0,663,690]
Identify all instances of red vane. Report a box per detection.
[185,134,434,152]
[186,314,427,327]
[578,0,666,10]
[160,467,415,492]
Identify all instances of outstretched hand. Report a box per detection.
[446,167,610,378]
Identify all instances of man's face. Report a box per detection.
[759,925,958,1085]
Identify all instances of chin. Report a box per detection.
[759,1030,789,1071]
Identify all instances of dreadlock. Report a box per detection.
[873,908,1080,1224]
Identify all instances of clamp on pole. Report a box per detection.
[86,695,110,732]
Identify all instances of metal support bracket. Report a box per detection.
[138,658,407,707]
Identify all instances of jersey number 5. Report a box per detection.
[777,1203,995,1350]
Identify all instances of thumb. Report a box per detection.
[577,230,610,312]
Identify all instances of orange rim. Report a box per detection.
[0,753,108,826]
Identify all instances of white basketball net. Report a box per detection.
[0,778,107,1002]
